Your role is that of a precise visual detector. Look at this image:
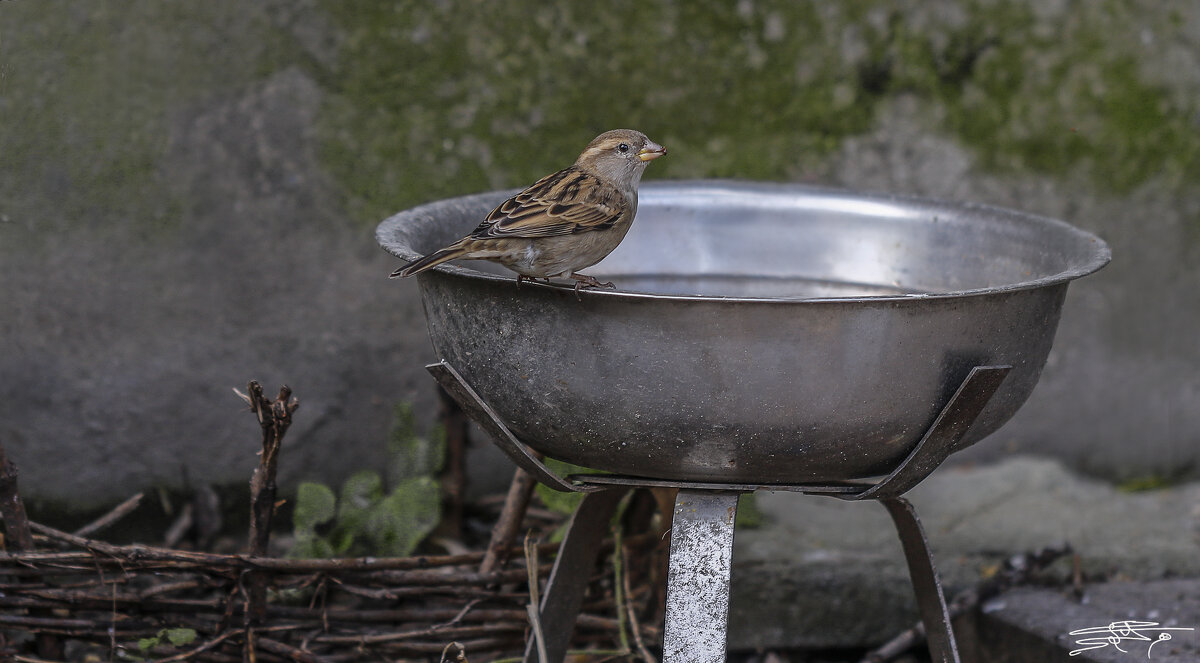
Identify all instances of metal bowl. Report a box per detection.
[377,181,1109,483]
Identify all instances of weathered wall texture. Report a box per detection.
[2,1,1197,506]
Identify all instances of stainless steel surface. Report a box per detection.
[575,473,860,494]
[379,180,1110,483]
[881,497,961,663]
[523,487,629,663]
[433,357,985,662]
[663,490,740,663]
[432,357,1011,499]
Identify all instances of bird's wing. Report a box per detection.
[468,167,627,240]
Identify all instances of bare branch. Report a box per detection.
[73,492,145,539]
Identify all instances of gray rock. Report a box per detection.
[970,580,1200,662]
[727,457,1200,650]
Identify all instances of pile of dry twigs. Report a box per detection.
[0,383,663,662]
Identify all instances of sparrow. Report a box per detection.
[391,129,666,294]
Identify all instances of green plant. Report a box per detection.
[133,628,197,660]
[533,458,592,516]
[289,404,443,558]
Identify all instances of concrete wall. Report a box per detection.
[2,1,1197,506]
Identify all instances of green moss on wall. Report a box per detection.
[314,0,1199,225]
[0,2,275,236]
[915,2,1200,192]
[314,1,881,224]
[3,1,1195,235]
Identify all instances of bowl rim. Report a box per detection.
[376,179,1112,304]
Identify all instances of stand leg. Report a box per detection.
[662,490,741,663]
[879,497,960,663]
[524,487,630,663]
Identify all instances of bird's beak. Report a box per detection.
[638,142,667,162]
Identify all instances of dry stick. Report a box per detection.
[9,586,221,611]
[235,381,299,662]
[190,483,224,551]
[256,636,329,663]
[0,590,646,658]
[108,577,118,658]
[622,547,658,663]
[361,566,542,586]
[7,530,540,570]
[332,584,523,601]
[524,533,549,663]
[0,607,624,655]
[245,626,258,663]
[442,597,484,628]
[13,524,654,573]
[314,623,526,646]
[239,382,298,559]
[441,641,468,663]
[262,606,645,634]
[480,468,539,574]
[0,442,35,551]
[373,637,522,655]
[153,629,241,663]
[435,386,470,541]
[163,502,195,549]
[611,520,631,656]
[0,443,64,661]
[10,563,591,604]
[4,514,656,659]
[73,492,145,539]
[0,590,647,638]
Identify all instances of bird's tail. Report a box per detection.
[389,247,465,278]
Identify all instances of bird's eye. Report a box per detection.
[617,143,630,153]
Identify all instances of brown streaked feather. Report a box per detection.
[390,246,467,278]
[464,166,628,240]
[389,129,662,282]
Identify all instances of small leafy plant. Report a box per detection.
[289,404,442,558]
[132,627,197,660]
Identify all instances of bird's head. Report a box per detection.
[574,129,666,186]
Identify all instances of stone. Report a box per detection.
[969,580,1200,662]
[727,457,1200,650]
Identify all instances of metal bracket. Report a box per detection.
[428,359,1010,663]
[847,364,1011,500]
[570,365,1011,500]
[880,496,960,663]
[522,487,631,663]
[426,361,593,493]
[430,360,1009,499]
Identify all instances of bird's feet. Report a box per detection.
[570,273,616,298]
[516,274,552,288]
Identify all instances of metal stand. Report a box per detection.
[525,487,631,663]
[428,361,1011,663]
[662,490,741,663]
